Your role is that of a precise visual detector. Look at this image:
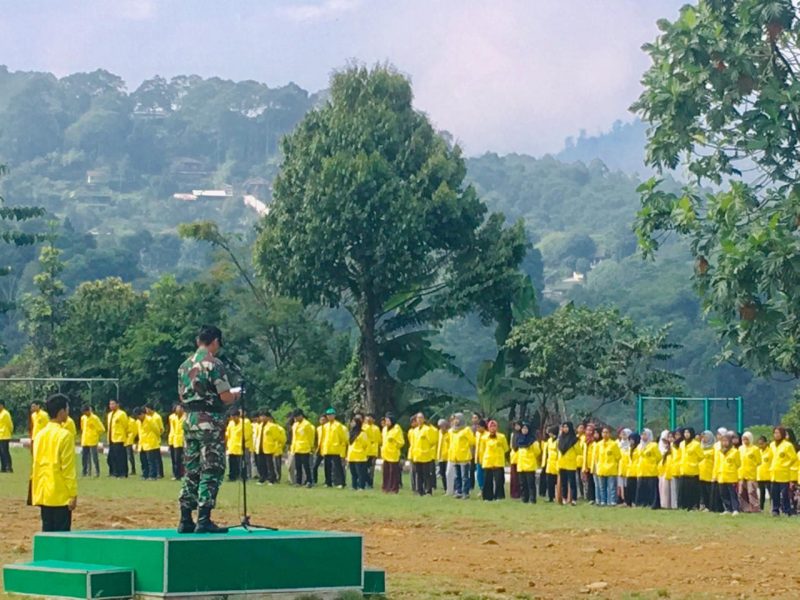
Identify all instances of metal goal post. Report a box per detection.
[637,395,744,433]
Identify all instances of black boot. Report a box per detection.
[177,508,196,534]
[195,507,229,534]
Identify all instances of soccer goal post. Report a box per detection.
[637,395,744,433]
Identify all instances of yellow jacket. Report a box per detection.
[679,439,703,476]
[447,427,475,463]
[31,409,50,440]
[80,413,105,447]
[0,408,12,440]
[638,442,661,478]
[576,435,586,469]
[381,424,405,462]
[517,441,542,473]
[347,430,369,462]
[717,447,742,484]
[315,425,323,452]
[364,423,381,458]
[698,447,715,482]
[263,422,287,455]
[244,418,254,452]
[595,439,622,477]
[291,419,315,454]
[557,441,581,471]
[226,419,245,455]
[32,421,77,507]
[757,446,772,482]
[583,441,597,473]
[138,416,162,452]
[320,420,349,457]
[106,409,128,444]
[409,424,438,462]
[627,447,641,478]
[481,433,509,469]
[168,413,185,448]
[437,430,450,462]
[619,449,631,478]
[739,444,760,481]
[149,412,164,437]
[63,417,77,439]
[770,439,797,483]
[125,418,138,446]
[545,438,559,475]
[475,431,486,463]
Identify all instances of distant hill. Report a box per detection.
[556,119,650,176]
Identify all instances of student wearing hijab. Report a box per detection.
[474,419,488,495]
[769,426,797,516]
[617,428,632,505]
[380,413,404,494]
[738,431,761,513]
[678,427,703,510]
[509,421,521,500]
[595,426,622,506]
[480,420,509,501]
[516,422,541,504]
[543,426,559,502]
[717,432,741,515]
[582,423,597,504]
[624,432,641,507]
[557,421,581,506]
[698,430,715,510]
[436,419,450,493]
[448,412,475,499]
[709,427,728,513]
[756,435,772,511]
[635,428,660,508]
[346,416,369,490]
[657,430,676,509]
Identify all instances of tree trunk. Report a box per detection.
[359,299,381,416]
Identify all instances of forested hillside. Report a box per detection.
[0,66,791,425]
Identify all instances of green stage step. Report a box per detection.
[363,568,386,596]
[3,560,134,599]
[28,528,365,597]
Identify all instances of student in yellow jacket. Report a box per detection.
[516,422,541,504]
[364,414,382,489]
[263,414,286,484]
[321,408,348,488]
[63,414,77,439]
[769,426,797,516]
[253,412,268,484]
[225,412,245,482]
[448,413,475,499]
[756,435,771,512]
[409,412,438,496]
[290,409,315,486]
[678,427,704,510]
[144,404,165,479]
[167,404,186,480]
[30,401,50,446]
[79,406,105,477]
[381,413,405,493]
[543,426,560,502]
[136,408,162,480]
[480,420,508,501]
[436,419,451,493]
[106,400,129,478]
[623,432,641,507]
[32,394,77,531]
[556,422,582,505]
[595,427,622,506]
[657,430,675,509]
[0,400,13,473]
[738,431,761,513]
[697,430,715,510]
[125,414,138,476]
[717,433,742,514]
[346,416,370,490]
[635,429,661,508]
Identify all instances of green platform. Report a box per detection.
[4,560,133,600]
[3,528,386,598]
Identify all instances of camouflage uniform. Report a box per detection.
[177,347,231,511]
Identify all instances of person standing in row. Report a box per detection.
[144,404,165,479]
[30,401,49,444]
[312,415,325,485]
[291,409,314,487]
[380,413,404,493]
[595,426,621,506]
[769,426,796,516]
[168,404,186,480]
[480,420,508,501]
[347,416,369,490]
[436,418,450,493]
[636,428,660,508]
[516,422,540,504]
[448,413,474,500]
[63,410,77,440]
[738,431,761,513]
[717,432,742,515]
[31,394,77,532]
[125,411,138,475]
[557,421,581,506]
[106,399,128,478]
[263,412,286,484]
[0,400,14,473]
[364,414,381,489]
[321,408,348,488]
[136,407,161,480]
[412,413,439,496]
[79,406,105,477]
[226,410,245,481]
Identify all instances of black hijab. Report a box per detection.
[349,416,363,444]
[557,421,578,454]
[516,422,535,449]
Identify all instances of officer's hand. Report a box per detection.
[68,497,78,511]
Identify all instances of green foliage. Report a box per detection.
[505,304,681,423]
[633,0,800,377]
[780,388,800,433]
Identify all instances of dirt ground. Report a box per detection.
[3,495,799,599]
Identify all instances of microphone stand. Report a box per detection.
[226,359,277,532]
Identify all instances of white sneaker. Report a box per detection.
[732,511,739,516]
[722,511,731,515]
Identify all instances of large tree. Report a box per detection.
[633,0,800,376]
[255,64,526,414]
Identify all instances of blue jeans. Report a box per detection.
[597,475,617,506]
[771,482,793,515]
[475,464,485,491]
[454,462,471,496]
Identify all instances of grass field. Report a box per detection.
[1,448,797,599]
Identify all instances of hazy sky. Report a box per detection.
[0,0,687,156]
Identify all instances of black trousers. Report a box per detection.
[545,472,557,501]
[413,461,434,495]
[382,461,401,493]
[0,439,13,472]
[324,455,345,487]
[126,445,136,475]
[41,506,71,532]
[482,467,505,501]
[255,452,268,483]
[108,442,127,477]
[625,477,638,507]
[585,472,596,502]
[264,453,278,483]
[81,446,100,476]
[312,453,323,483]
[350,461,368,489]
[170,446,184,479]
[758,480,768,511]
[228,454,243,481]
[273,455,282,482]
[700,480,712,509]
[559,469,577,502]
[295,453,312,485]
[678,475,700,509]
[520,471,537,503]
[636,476,658,507]
[366,457,376,488]
[438,461,447,491]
